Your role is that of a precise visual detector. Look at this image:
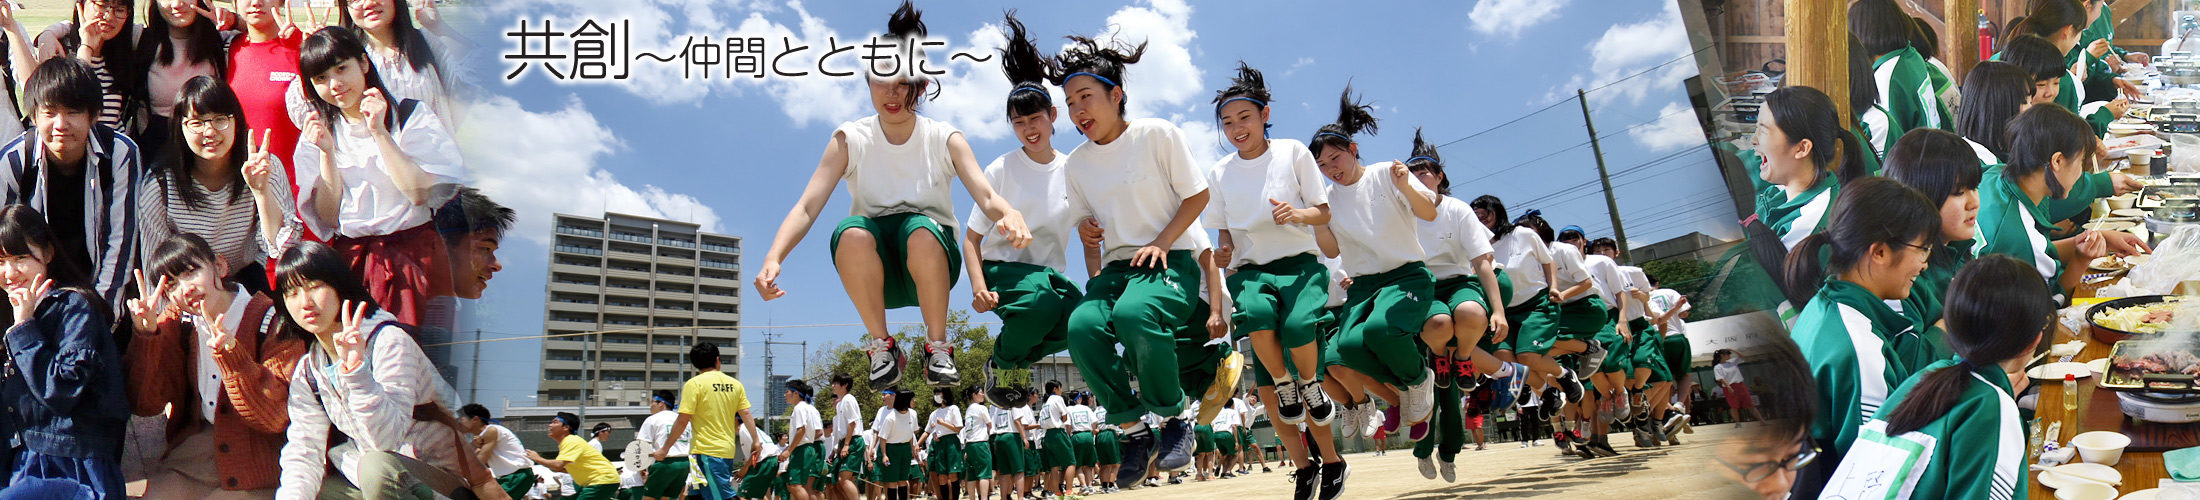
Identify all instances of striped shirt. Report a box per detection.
[0,126,144,312]
[276,312,461,500]
[137,159,304,274]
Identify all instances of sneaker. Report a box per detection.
[1382,405,1401,433]
[1167,477,1182,485]
[1632,427,1650,448]
[1156,418,1195,472]
[1362,405,1385,439]
[1339,404,1361,439]
[1263,466,1273,473]
[1554,430,1573,454]
[1538,387,1567,421]
[1302,379,1337,426]
[1576,440,1601,460]
[1579,340,1606,374]
[1438,458,1456,483]
[1555,369,1584,407]
[1292,466,1318,500]
[927,340,961,386]
[1492,363,1526,410]
[868,336,906,388]
[1418,456,1437,479]
[1115,430,1154,488]
[1317,462,1350,500]
[1431,355,1453,389]
[1274,377,1306,425]
[1407,421,1429,442]
[1402,368,1437,425]
[1457,359,1480,391]
[989,386,1024,409]
[1592,436,1622,457]
[1662,411,1687,435]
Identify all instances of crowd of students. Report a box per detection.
[0,0,522,498]
[1711,1,2153,498]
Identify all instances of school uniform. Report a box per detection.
[736,427,782,499]
[1062,118,1217,423]
[1578,253,1630,375]
[785,400,830,492]
[1093,406,1121,466]
[960,402,994,481]
[1974,166,2066,300]
[1821,360,2026,500]
[1757,175,1839,253]
[1790,279,1917,486]
[1321,164,1440,388]
[1066,404,1097,467]
[1419,195,1507,354]
[988,405,1024,477]
[874,408,920,483]
[1871,46,1955,156]
[1619,266,1669,383]
[971,148,1082,369]
[831,394,868,478]
[925,404,964,476]
[1893,238,1977,370]
[1491,225,1554,354]
[828,115,967,309]
[1206,139,1333,388]
[1018,406,1044,475]
[1647,288,1694,384]
[1037,394,1075,470]
[1208,407,1239,457]
[634,409,692,500]
[291,101,464,327]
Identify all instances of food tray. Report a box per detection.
[2088,295,2179,342]
[2101,340,2200,394]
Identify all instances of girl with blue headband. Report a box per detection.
[752,0,1034,390]
[1401,129,1526,477]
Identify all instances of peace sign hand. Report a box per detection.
[8,274,50,327]
[412,0,442,31]
[333,301,371,372]
[202,311,238,355]
[124,269,176,334]
[243,129,275,191]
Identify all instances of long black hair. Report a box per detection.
[1050,31,1145,117]
[1213,61,1272,131]
[1849,0,1918,56]
[1783,177,1942,298]
[1956,61,2032,159]
[2004,104,2097,200]
[273,240,383,343]
[1846,35,1882,123]
[63,0,146,109]
[2000,35,2068,84]
[1765,86,1870,187]
[1911,17,1941,58]
[998,11,1056,119]
[1879,256,2051,435]
[0,205,93,290]
[299,27,402,140]
[1471,195,1516,243]
[1308,85,1377,158]
[892,389,915,412]
[1406,128,1447,195]
[142,0,227,76]
[334,0,444,77]
[165,76,251,210]
[1517,211,1555,244]
[2018,0,2089,40]
[1883,129,1985,217]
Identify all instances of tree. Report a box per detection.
[803,310,1033,426]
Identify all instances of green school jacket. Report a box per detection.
[2054,62,2117,136]
[1755,174,1839,251]
[1862,359,2029,500]
[1874,47,1954,139]
[2046,170,2116,223]
[1891,239,1975,369]
[1793,279,1916,459]
[1975,166,2065,292]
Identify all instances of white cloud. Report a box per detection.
[1469,0,1570,38]
[1631,103,1704,152]
[1283,57,1315,78]
[455,95,723,245]
[1560,1,1693,107]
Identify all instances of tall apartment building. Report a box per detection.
[541,212,743,406]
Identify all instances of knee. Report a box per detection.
[838,227,877,251]
[1423,315,1452,337]
[1453,303,1488,325]
[906,229,946,258]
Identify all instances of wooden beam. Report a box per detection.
[1947,0,1981,81]
[2110,0,2155,29]
[1788,0,1852,123]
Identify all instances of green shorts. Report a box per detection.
[1630,319,1671,382]
[1041,429,1075,470]
[784,442,829,491]
[1325,263,1442,387]
[1595,308,1629,374]
[639,457,689,498]
[496,467,537,500]
[834,438,869,477]
[1557,295,1613,340]
[882,442,918,483]
[1506,290,1559,355]
[1662,333,1693,383]
[961,436,994,480]
[927,436,963,475]
[1072,431,1097,466]
[1232,253,1332,387]
[984,260,1082,370]
[1212,431,1236,455]
[1068,251,1208,423]
[1432,270,1507,353]
[990,434,1024,475]
[1195,425,1216,453]
[1024,442,1042,475]
[1095,429,1122,465]
[738,456,781,499]
[829,213,962,309]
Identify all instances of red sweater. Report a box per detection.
[225,31,315,243]
[125,294,307,491]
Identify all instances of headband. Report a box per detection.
[1065,71,1118,88]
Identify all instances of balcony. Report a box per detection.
[698,310,740,323]
[598,342,648,353]
[545,319,598,332]
[553,245,603,257]
[546,301,597,315]
[607,246,652,260]
[654,290,694,302]
[603,304,651,317]
[547,281,599,295]
[550,263,600,276]
[605,268,652,281]
[554,225,604,239]
[698,275,739,289]
[542,360,584,370]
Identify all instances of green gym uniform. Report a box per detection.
[982,261,1082,369]
[1041,428,1074,470]
[881,442,918,483]
[989,432,1023,476]
[1490,225,1556,355]
[1792,279,1918,464]
[962,437,994,481]
[1207,139,1334,390]
[1974,166,2066,298]
[1096,428,1122,465]
[927,436,962,476]
[1411,383,1466,463]
[1821,360,2026,500]
[824,114,969,309]
[1067,251,1211,423]
[1072,431,1097,467]
[783,441,829,493]
[1328,263,1444,387]
[1894,240,1975,369]
[1630,319,1670,382]
[1865,46,1954,158]
[970,146,1081,370]
[828,211,962,309]
[1194,424,1216,454]
[1231,253,1334,388]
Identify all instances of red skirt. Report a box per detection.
[333,224,451,328]
[1724,382,1755,410]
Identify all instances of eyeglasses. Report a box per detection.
[181,115,236,133]
[1718,442,1819,483]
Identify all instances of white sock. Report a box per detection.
[1494,362,1516,378]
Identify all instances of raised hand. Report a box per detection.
[8,274,51,326]
[202,312,237,354]
[753,261,786,300]
[333,300,371,372]
[301,113,335,154]
[124,269,175,334]
[243,129,275,191]
[359,88,391,137]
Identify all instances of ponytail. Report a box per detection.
[1880,256,2052,435]
[998,11,1058,118]
[1834,125,1870,185]
[1308,84,1378,158]
[1765,86,1863,189]
[1406,128,1448,195]
[1780,177,1942,297]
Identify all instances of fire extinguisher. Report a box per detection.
[1978,10,1996,60]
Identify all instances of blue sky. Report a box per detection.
[443,0,1734,411]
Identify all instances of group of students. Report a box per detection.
[0,0,516,498]
[1716,0,2155,498]
[749,3,1706,500]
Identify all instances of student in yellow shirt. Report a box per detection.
[528,412,620,500]
[653,342,761,500]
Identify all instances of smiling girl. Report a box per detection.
[0,204,128,498]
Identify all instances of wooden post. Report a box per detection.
[1786,0,1852,123]
[1947,0,1982,81]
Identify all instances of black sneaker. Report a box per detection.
[1592,435,1622,457]
[1292,466,1318,500]
[1156,418,1195,472]
[988,386,1023,409]
[1431,355,1454,389]
[1302,379,1337,426]
[1317,461,1350,500]
[868,336,906,388]
[1275,377,1307,425]
[1115,430,1155,489]
[1632,427,1650,448]
[1555,369,1585,406]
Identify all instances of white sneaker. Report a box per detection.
[927,340,960,386]
[1401,368,1436,425]
[867,336,905,387]
[1339,404,1361,439]
[1417,456,1436,479]
[1359,404,1383,440]
[1438,458,1456,483]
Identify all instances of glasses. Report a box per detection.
[1718,442,1819,483]
[181,115,236,133]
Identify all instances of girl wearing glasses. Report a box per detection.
[139,76,300,292]
[1711,336,1823,500]
[1818,256,2048,500]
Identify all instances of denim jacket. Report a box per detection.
[4,288,128,459]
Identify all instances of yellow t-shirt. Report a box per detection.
[679,370,752,457]
[556,434,618,487]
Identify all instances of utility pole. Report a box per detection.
[468,328,481,405]
[1579,89,1632,263]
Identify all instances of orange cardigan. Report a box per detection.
[124,293,306,491]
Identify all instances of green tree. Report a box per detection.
[803,310,1033,426]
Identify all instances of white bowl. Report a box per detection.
[2121,488,2160,500]
[2071,431,2134,466]
[2087,358,2110,377]
[2110,195,2141,210]
[2059,483,2120,500]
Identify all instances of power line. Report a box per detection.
[1430,44,1714,151]
[423,321,1005,348]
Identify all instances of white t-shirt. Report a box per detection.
[636,410,692,458]
[1491,226,1555,307]
[1325,164,1434,277]
[1040,395,1069,429]
[481,423,529,477]
[1417,195,1497,280]
[961,403,993,442]
[1581,253,1628,308]
[1648,288,1691,335]
[1066,405,1095,432]
[789,401,825,445]
[1549,242,1594,303]
[1211,407,1239,433]
[291,105,465,239]
[991,405,1018,436]
[1620,266,1653,321]
[926,405,963,440]
[1063,118,1213,264]
[1715,361,1745,386]
[748,425,780,457]
[831,394,864,445]
[1321,255,1347,308]
[874,408,919,444]
[835,114,961,225]
[1016,407,1041,444]
[1093,407,1110,428]
[968,148,1074,271]
[1203,139,1328,268]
